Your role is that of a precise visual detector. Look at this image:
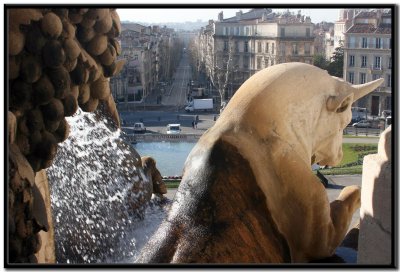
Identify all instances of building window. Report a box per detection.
[272,43,275,54]
[374,56,381,69]
[306,28,310,37]
[361,37,368,48]
[235,41,239,52]
[292,43,298,55]
[236,27,240,35]
[266,42,269,53]
[280,43,286,56]
[387,74,391,87]
[224,40,229,51]
[388,57,392,69]
[348,72,354,84]
[244,41,249,53]
[271,59,274,66]
[304,43,310,55]
[349,55,355,67]
[223,27,228,35]
[243,56,249,69]
[234,55,240,67]
[245,27,250,36]
[360,73,366,84]
[349,36,356,48]
[281,27,285,37]
[361,56,367,67]
[376,37,382,49]
[265,57,269,67]
[258,42,262,53]
[257,57,263,69]
[372,74,380,80]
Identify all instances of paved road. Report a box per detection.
[120,111,381,144]
[162,53,191,108]
[343,137,379,144]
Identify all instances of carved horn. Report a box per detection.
[351,78,384,101]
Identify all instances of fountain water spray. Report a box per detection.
[47,107,169,263]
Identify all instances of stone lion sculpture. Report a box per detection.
[137,63,384,263]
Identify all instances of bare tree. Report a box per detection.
[206,37,237,108]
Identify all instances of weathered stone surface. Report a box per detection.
[9,144,47,263]
[141,156,167,197]
[34,170,56,263]
[358,126,392,264]
[8,8,125,263]
[8,111,17,144]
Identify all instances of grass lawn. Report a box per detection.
[343,135,379,139]
[317,143,377,175]
[164,180,181,189]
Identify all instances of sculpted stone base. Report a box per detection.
[358,126,392,264]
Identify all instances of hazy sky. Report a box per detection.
[117,8,340,24]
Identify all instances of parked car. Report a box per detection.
[352,120,371,128]
[381,110,391,118]
[133,122,146,133]
[166,124,181,134]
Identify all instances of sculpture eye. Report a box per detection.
[336,97,351,113]
[336,103,348,113]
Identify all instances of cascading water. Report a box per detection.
[46,107,170,263]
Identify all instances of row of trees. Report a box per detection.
[189,36,238,108]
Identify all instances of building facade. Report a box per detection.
[110,23,182,104]
[196,9,315,99]
[343,10,392,116]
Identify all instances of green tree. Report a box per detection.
[327,45,344,78]
[313,53,328,70]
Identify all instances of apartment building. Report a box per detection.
[197,9,315,98]
[110,23,181,104]
[313,22,335,58]
[343,10,392,116]
[334,9,359,50]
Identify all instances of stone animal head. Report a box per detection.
[221,63,383,167]
[313,75,383,166]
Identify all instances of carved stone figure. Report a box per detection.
[137,63,383,263]
[141,156,168,200]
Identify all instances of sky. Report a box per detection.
[117,8,340,24]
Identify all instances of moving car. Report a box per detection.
[352,120,371,128]
[166,124,181,134]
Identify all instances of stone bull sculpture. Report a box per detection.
[137,63,384,263]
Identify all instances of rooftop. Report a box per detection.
[221,8,272,22]
[346,23,391,35]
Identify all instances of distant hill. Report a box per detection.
[121,20,207,31]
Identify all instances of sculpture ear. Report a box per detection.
[326,93,354,113]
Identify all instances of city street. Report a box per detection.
[161,52,192,109]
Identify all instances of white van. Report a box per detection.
[166,124,181,134]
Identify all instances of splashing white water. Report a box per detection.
[47,108,169,263]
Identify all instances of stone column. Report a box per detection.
[357,126,392,264]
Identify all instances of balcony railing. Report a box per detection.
[344,43,391,50]
[370,65,383,71]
